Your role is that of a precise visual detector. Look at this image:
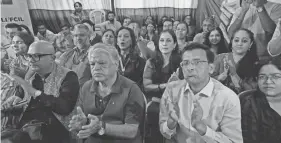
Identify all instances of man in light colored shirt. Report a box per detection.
[159,43,243,143]
[36,23,57,44]
[100,11,121,34]
[228,0,281,60]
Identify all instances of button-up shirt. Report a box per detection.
[159,78,243,143]
[101,20,122,33]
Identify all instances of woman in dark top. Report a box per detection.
[143,30,181,143]
[116,27,145,89]
[240,57,281,143]
[203,27,229,56]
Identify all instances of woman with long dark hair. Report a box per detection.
[116,27,145,88]
[143,30,181,143]
[212,28,259,93]
[204,27,229,56]
[175,22,190,52]
[240,57,281,143]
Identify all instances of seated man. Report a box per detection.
[36,23,56,44]
[228,0,281,60]
[54,24,75,58]
[69,43,145,143]
[159,43,242,142]
[58,24,92,87]
[3,41,79,143]
[100,11,122,34]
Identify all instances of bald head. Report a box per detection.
[28,41,55,55]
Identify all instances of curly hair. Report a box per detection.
[204,27,229,54]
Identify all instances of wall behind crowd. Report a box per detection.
[27,0,111,34]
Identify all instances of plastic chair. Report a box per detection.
[89,9,106,35]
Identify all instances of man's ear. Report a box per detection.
[208,63,215,75]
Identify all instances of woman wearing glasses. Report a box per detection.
[143,30,181,143]
[240,57,281,143]
[212,28,259,94]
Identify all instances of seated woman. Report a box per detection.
[240,57,281,143]
[116,27,146,88]
[101,29,116,46]
[82,19,102,46]
[212,28,259,93]
[143,23,158,52]
[203,27,229,56]
[175,22,190,53]
[143,30,181,143]
[193,17,215,44]
[69,43,145,143]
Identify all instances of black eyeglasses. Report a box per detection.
[24,54,53,62]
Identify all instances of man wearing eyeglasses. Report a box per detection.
[3,41,80,143]
[159,43,243,143]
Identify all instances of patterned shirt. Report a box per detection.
[160,78,243,143]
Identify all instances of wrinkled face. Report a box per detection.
[61,26,70,35]
[232,30,252,55]
[147,24,154,32]
[89,51,118,82]
[173,21,180,32]
[176,23,188,39]
[108,13,115,21]
[73,28,90,49]
[123,18,131,27]
[102,31,115,45]
[117,29,132,50]
[28,54,53,73]
[74,3,82,12]
[5,27,19,40]
[38,25,47,35]
[209,30,221,45]
[258,64,281,97]
[12,36,28,55]
[159,32,176,54]
[163,21,173,31]
[185,15,192,25]
[181,49,211,86]
[202,20,214,32]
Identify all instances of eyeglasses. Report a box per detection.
[11,41,25,45]
[24,54,52,62]
[180,60,208,67]
[258,74,281,83]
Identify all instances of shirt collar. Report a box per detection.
[184,78,214,97]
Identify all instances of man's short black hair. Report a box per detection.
[5,23,21,31]
[81,19,95,31]
[181,42,215,63]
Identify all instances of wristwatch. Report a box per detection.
[98,121,106,135]
[257,7,264,12]
[34,90,42,98]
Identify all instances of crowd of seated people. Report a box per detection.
[1,0,281,142]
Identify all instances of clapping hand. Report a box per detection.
[241,0,252,12]
[191,100,207,135]
[11,75,37,98]
[69,106,87,132]
[77,114,101,139]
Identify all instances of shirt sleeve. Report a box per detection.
[37,71,80,115]
[201,92,243,143]
[269,4,281,24]
[124,83,145,125]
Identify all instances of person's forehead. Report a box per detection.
[160,32,173,39]
[118,29,130,35]
[6,27,18,32]
[74,28,87,34]
[89,51,111,61]
[182,49,207,60]
[108,13,115,16]
[164,21,172,25]
[259,64,281,74]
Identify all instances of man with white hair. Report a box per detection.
[69,43,145,143]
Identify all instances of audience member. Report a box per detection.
[122,16,132,27]
[203,27,229,56]
[158,16,169,32]
[116,27,145,88]
[267,18,281,57]
[3,41,79,143]
[100,11,122,34]
[213,28,258,93]
[54,24,75,58]
[140,25,147,39]
[3,23,22,59]
[144,15,154,26]
[144,23,159,51]
[82,19,102,46]
[58,24,92,87]
[184,15,196,41]
[173,20,180,33]
[143,30,181,143]
[68,43,145,143]
[240,57,281,143]
[163,19,173,31]
[101,29,116,46]
[70,2,88,27]
[36,23,56,44]
[193,17,215,44]
[228,0,281,60]
[175,22,190,52]
[160,43,243,142]
[128,22,141,40]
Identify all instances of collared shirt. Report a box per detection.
[229,2,281,59]
[36,30,57,44]
[101,20,122,33]
[159,78,243,143]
